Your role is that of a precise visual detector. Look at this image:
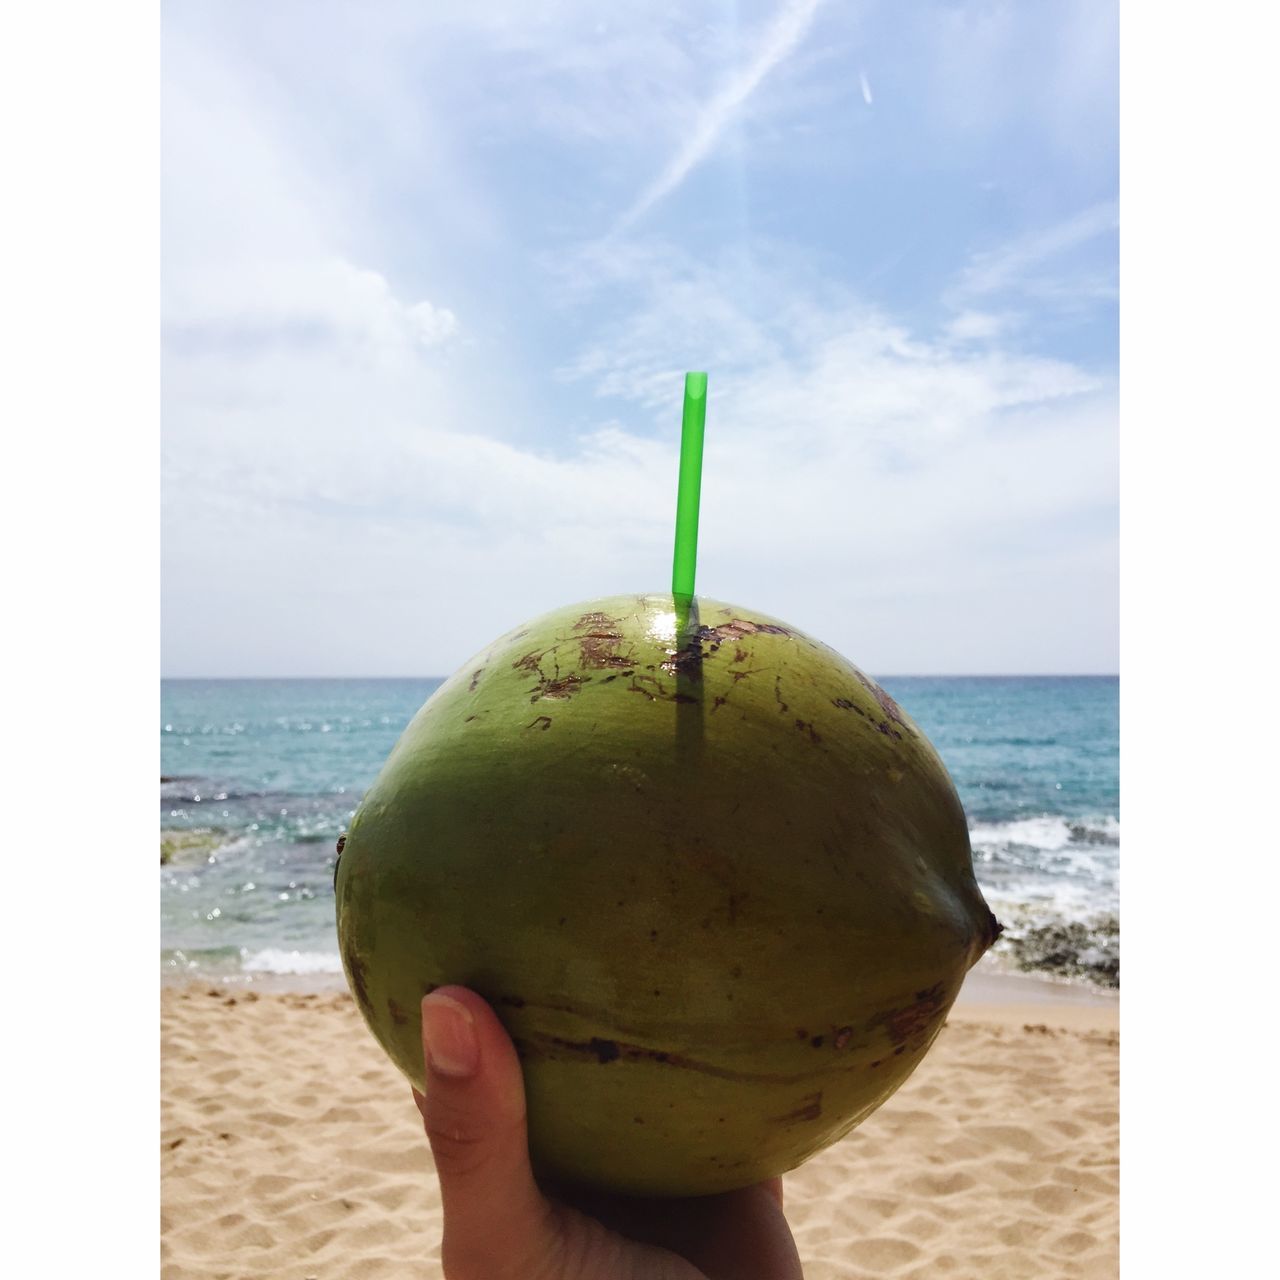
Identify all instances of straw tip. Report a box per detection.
[684,371,708,399]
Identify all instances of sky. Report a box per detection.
[161,0,1118,677]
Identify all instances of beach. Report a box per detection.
[161,677,1119,1276]
[160,970,1118,1279]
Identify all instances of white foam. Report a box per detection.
[967,814,1120,925]
[982,875,1116,923]
[240,947,344,975]
[969,814,1119,852]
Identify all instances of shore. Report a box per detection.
[161,970,1118,1279]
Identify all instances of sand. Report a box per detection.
[161,978,1118,1279]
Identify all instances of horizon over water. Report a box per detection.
[162,671,1120,680]
[161,675,1119,990]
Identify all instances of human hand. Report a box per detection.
[412,987,804,1280]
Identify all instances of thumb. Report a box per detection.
[414,987,562,1280]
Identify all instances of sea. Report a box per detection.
[160,675,1119,990]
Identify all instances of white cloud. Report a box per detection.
[556,238,1096,428]
[163,20,461,377]
[613,0,824,233]
[167,257,458,360]
[944,309,1013,343]
[954,201,1119,301]
[406,300,459,347]
[163,346,1115,678]
[161,3,1117,677]
[166,223,1113,675]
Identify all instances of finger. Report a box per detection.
[418,987,561,1280]
[762,1177,784,1208]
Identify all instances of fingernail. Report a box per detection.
[421,993,479,1078]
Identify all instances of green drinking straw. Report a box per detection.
[672,371,708,601]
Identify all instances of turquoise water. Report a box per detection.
[161,675,1118,987]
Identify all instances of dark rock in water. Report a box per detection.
[1004,915,1120,988]
[1068,822,1119,846]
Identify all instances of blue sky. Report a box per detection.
[162,0,1117,676]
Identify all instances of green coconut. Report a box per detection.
[335,593,999,1196]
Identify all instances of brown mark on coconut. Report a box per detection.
[579,634,633,669]
[627,672,698,704]
[699,618,791,646]
[794,718,822,744]
[513,650,548,673]
[660,641,705,681]
[831,697,866,717]
[535,1035,621,1064]
[588,1038,621,1063]
[628,677,659,702]
[774,675,789,714]
[468,669,484,691]
[514,1034,829,1085]
[572,611,621,632]
[527,715,553,731]
[868,982,948,1046]
[854,671,915,736]
[573,614,634,670]
[535,673,588,701]
[386,997,409,1026]
[345,951,372,1016]
[770,1091,824,1125]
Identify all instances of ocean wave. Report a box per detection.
[163,946,241,972]
[969,814,1119,852]
[161,945,344,977]
[240,948,344,975]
